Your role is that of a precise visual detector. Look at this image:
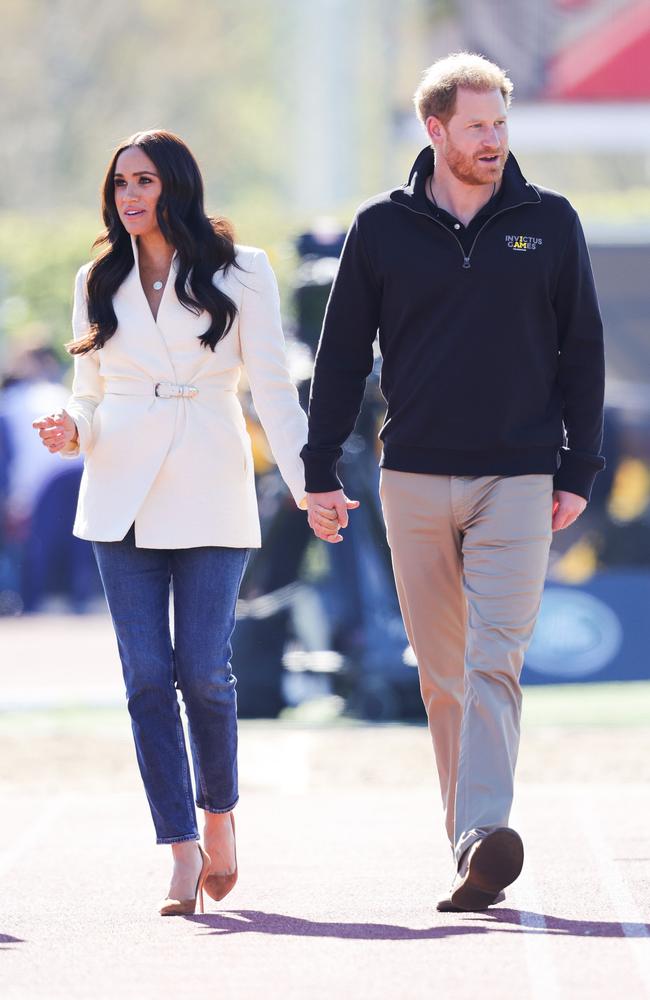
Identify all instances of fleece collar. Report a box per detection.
[390,146,541,214]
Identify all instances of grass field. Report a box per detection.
[522,680,650,727]
[1,678,649,733]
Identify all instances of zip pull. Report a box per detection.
[462,257,471,269]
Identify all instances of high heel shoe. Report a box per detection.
[159,843,211,916]
[204,812,238,902]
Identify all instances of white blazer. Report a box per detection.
[64,238,308,549]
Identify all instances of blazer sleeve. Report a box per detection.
[61,264,104,459]
[238,250,308,508]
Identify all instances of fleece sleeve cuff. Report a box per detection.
[300,444,344,494]
[553,448,606,501]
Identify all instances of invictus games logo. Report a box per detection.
[505,234,543,252]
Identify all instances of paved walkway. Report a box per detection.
[1,616,649,999]
[1,613,123,709]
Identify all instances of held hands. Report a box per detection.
[306,490,360,544]
[32,409,78,453]
[552,490,587,532]
[306,488,585,540]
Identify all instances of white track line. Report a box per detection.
[574,794,650,998]
[515,852,563,1000]
[0,794,69,880]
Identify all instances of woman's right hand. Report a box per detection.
[32,409,78,453]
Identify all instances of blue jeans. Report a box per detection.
[93,526,249,844]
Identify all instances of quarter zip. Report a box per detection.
[394,198,539,269]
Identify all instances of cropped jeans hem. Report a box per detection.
[156,832,200,846]
[198,795,239,815]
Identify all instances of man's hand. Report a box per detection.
[306,490,360,544]
[552,490,587,532]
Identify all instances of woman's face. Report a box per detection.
[113,146,163,238]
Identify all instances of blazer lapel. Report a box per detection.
[109,238,177,379]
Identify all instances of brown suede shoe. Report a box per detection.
[436,827,523,912]
[204,812,238,903]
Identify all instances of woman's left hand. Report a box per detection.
[310,504,342,539]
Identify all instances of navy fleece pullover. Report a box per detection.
[301,147,605,501]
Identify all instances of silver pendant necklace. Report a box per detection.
[140,250,172,291]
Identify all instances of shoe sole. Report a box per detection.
[436,889,505,913]
[449,828,524,911]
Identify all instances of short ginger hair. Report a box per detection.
[414,52,513,126]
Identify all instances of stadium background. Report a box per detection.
[1,0,649,718]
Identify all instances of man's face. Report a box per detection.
[431,87,509,187]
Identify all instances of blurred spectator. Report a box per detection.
[1,343,73,538]
[0,342,97,612]
[0,408,13,604]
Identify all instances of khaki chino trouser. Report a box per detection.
[379,470,553,864]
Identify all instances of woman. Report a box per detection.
[33,129,337,915]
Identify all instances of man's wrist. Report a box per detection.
[306,488,343,500]
[300,444,344,494]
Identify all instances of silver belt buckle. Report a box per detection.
[154,382,199,399]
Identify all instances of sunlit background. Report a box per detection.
[1,0,649,719]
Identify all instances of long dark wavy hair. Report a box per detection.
[68,130,239,355]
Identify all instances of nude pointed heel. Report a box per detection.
[159,843,211,917]
[204,812,238,903]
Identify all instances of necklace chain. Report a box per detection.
[427,175,496,214]
[141,261,171,292]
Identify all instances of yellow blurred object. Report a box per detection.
[607,458,650,523]
[245,416,275,475]
[552,537,598,585]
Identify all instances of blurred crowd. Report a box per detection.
[1,239,649,632]
[0,343,100,615]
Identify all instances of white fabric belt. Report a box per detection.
[104,379,210,399]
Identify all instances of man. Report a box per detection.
[301,52,605,911]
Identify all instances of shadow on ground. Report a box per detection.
[187,909,650,939]
[1,933,25,949]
